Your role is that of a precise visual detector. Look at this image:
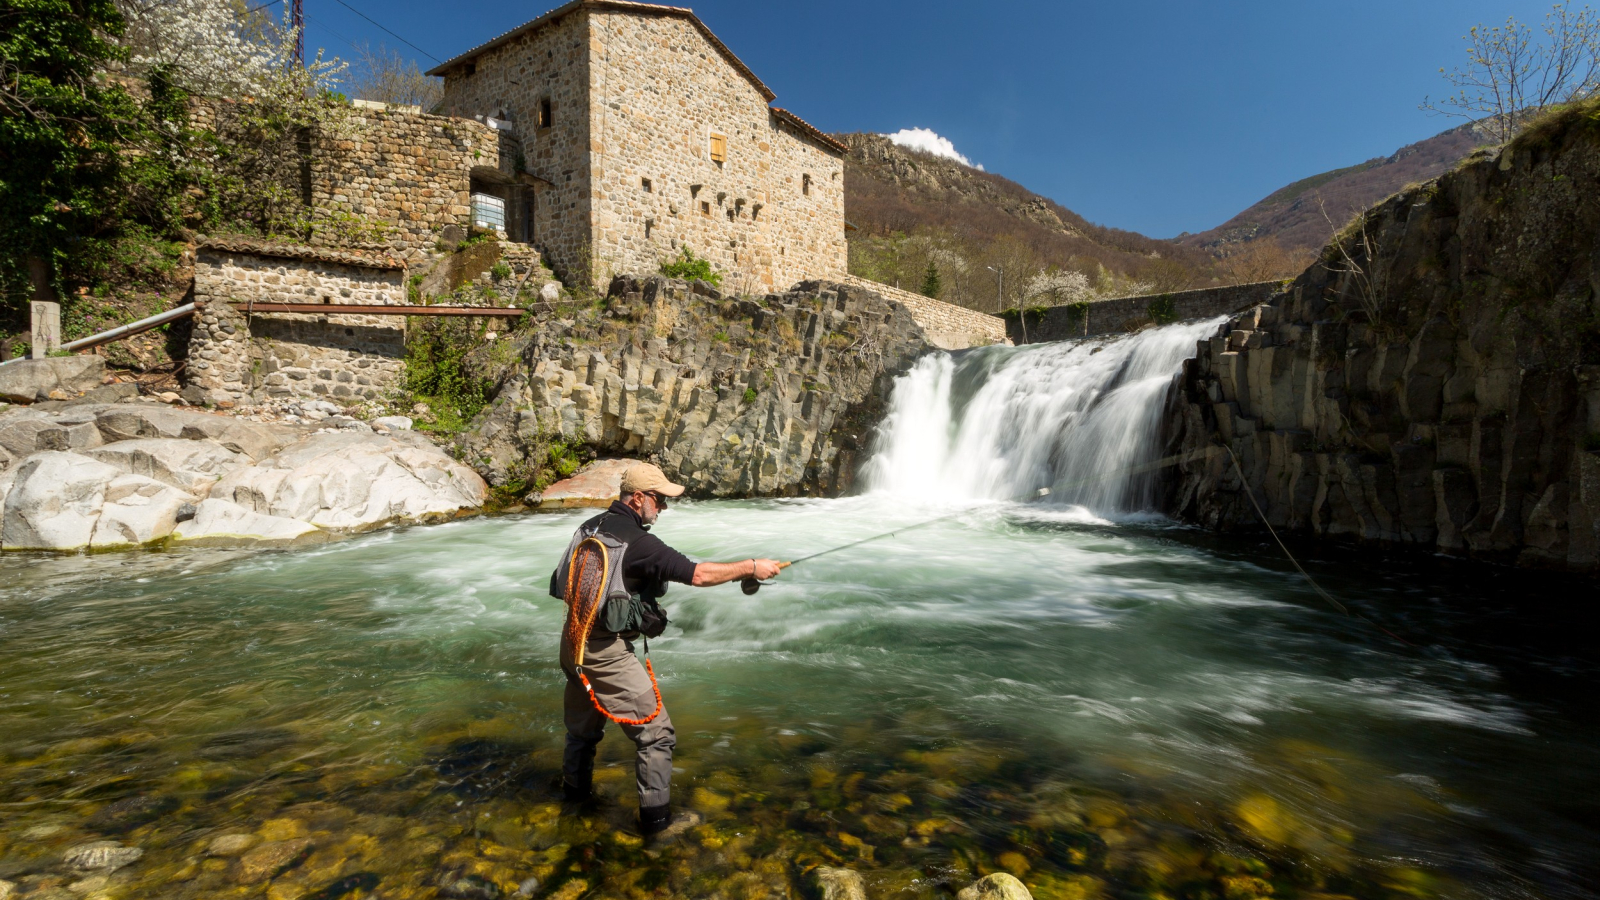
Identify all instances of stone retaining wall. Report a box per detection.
[841,276,1008,350]
[308,107,518,257]
[188,242,408,406]
[1010,281,1283,344]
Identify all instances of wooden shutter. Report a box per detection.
[709,132,727,163]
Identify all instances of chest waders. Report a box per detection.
[561,534,665,726]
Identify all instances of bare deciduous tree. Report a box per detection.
[1422,2,1600,143]
[1216,237,1312,284]
[349,43,442,110]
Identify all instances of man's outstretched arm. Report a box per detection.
[692,558,784,587]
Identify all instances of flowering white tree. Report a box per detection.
[1021,268,1094,307]
[110,0,353,239]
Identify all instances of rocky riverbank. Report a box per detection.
[0,359,486,552]
[1163,102,1600,574]
[459,276,935,499]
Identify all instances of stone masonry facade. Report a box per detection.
[189,241,408,406]
[429,1,848,291]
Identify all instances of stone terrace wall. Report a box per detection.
[1012,281,1283,344]
[188,242,408,407]
[308,107,517,257]
[841,276,1007,349]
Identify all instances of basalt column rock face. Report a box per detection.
[459,276,934,497]
[1163,105,1600,574]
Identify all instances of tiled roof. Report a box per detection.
[425,1,776,103]
[198,237,407,270]
[771,107,846,155]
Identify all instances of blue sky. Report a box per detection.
[301,0,1561,238]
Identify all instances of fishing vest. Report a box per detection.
[550,514,668,638]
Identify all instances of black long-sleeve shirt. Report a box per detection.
[550,501,696,600]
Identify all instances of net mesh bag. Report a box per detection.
[562,536,663,725]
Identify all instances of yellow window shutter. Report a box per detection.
[709,132,727,163]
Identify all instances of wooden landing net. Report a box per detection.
[563,537,664,726]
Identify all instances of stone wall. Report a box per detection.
[1162,109,1600,575]
[840,276,1008,349]
[586,10,847,293]
[188,241,408,406]
[1012,281,1282,344]
[459,276,933,497]
[432,4,847,292]
[434,9,591,277]
[308,107,516,257]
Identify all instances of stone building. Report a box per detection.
[425,0,849,292]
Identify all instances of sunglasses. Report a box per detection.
[644,491,669,508]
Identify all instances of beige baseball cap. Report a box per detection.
[619,462,685,497]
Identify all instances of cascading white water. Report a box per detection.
[864,317,1226,511]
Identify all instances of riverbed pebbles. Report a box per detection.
[62,841,143,873]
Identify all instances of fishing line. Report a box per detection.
[742,444,1417,649]
[1221,445,1415,647]
[741,448,1213,593]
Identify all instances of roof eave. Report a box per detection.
[425,0,777,103]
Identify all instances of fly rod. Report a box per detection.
[738,448,1211,594]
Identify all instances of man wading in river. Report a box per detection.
[550,462,783,837]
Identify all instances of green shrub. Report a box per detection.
[490,261,512,281]
[742,386,758,404]
[403,318,492,434]
[659,246,722,287]
[1147,294,1178,325]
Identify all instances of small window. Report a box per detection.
[538,97,552,128]
[802,173,811,196]
[645,218,654,239]
[709,132,727,164]
[700,201,711,217]
[641,177,652,192]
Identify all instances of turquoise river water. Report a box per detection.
[2,329,1598,900]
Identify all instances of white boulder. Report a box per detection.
[1,452,122,551]
[372,416,413,432]
[0,356,106,403]
[210,431,487,532]
[172,499,322,547]
[90,475,196,548]
[87,438,242,496]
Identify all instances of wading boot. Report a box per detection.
[640,802,672,836]
[640,804,701,842]
[560,775,592,804]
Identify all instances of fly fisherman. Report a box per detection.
[549,462,783,837]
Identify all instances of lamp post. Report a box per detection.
[988,265,1025,345]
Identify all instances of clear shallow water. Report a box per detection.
[3,326,1598,900]
[2,502,1597,900]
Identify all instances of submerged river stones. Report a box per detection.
[62,841,143,873]
[235,838,314,883]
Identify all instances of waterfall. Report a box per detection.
[863,318,1226,511]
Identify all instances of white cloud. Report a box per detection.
[883,128,983,170]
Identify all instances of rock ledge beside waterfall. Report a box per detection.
[0,400,486,552]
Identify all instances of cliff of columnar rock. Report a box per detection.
[1164,103,1600,574]
[459,276,933,498]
